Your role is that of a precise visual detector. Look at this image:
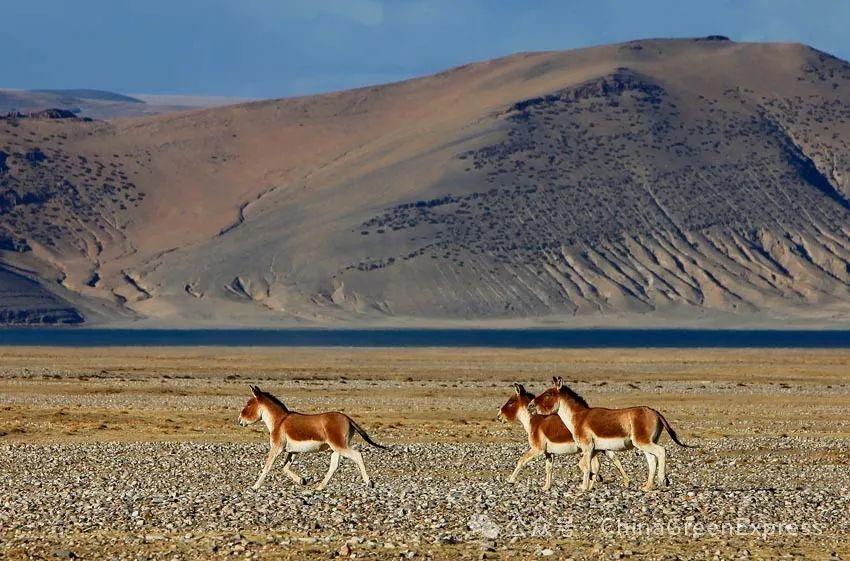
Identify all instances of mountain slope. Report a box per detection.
[3,37,850,326]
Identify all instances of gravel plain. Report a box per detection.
[1,347,848,560]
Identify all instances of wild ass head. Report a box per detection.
[239,385,265,426]
[528,376,590,415]
[528,377,562,415]
[497,383,536,422]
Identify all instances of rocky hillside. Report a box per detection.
[2,37,850,326]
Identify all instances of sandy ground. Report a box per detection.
[1,347,848,560]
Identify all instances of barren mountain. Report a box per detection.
[3,37,850,326]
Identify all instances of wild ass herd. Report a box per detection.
[239,377,694,492]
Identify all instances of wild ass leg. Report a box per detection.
[508,448,543,483]
[640,449,658,492]
[590,453,602,484]
[252,444,282,490]
[281,452,306,485]
[317,451,341,490]
[543,452,554,491]
[587,451,603,489]
[646,443,667,487]
[604,450,630,487]
[635,421,661,491]
[340,447,373,488]
[579,443,595,491]
[576,453,587,479]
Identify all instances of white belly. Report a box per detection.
[285,439,326,453]
[545,441,580,455]
[594,437,632,451]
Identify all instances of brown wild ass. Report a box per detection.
[529,377,694,492]
[498,383,630,490]
[239,385,387,490]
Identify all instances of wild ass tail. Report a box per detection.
[657,411,697,448]
[349,418,389,450]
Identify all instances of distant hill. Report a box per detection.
[2,37,850,326]
[31,89,145,103]
[0,88,243,120]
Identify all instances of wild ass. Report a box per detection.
[498,383,630,490]
[238,385,387,490]
[529,377,694,492]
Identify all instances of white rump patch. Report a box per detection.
[594,437,633,451]
[285,439,327,453]
[545,441,580,455]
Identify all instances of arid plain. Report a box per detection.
[1,346,848,560]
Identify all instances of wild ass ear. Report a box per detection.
[250,385,261,396]
[553,376,563,389]
[513,383,524,395]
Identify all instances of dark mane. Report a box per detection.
[259,390,290,413]
[519,388,536,402]
[558,384,590,408]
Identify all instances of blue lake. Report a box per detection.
[1,328,850,348]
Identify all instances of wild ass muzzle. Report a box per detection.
[528,377,695,492]
[498,383,630,490]
[239,385,387,490]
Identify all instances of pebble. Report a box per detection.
[0,437,847,559]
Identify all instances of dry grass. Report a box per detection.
[2,346,848,444]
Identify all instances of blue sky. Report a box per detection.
[4,1,850,98]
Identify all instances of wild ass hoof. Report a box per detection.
[251,484,261,491]
[640,483,654,492]
[621,479,631,488]
[365,480,374,488]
